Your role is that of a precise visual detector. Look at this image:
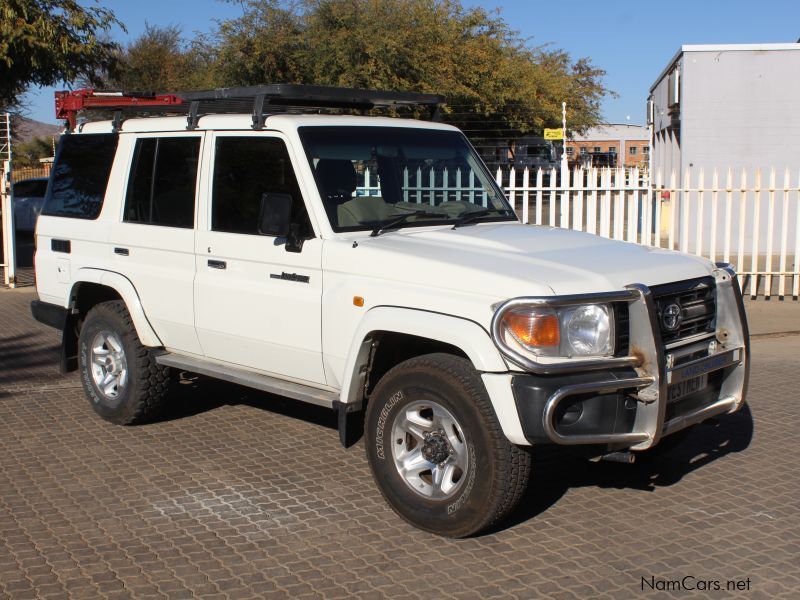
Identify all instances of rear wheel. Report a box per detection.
[365,353,531,537]
[78,300,170,424]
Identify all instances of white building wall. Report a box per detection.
[681,48,800,175]
[651,45,800,255]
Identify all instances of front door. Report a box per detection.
[194,132,325,385]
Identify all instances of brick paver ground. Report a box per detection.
[1,285,798,599]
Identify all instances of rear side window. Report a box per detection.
[212,137,311,236]
[124,137,200,228]
[42,134,118,219]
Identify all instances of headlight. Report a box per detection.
[498,303,613,358]
[564,304,613,356]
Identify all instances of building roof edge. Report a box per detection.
[649,43,800,93]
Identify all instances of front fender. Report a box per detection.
[339,307,508,407]
[69,268,163,347]
[337,306,529,445]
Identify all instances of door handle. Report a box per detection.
[114,247,129,256]
[207,259,227,270]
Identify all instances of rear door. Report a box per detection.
[109,133,204,354]
[193,132,325,384]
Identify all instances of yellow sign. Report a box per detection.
[543,128,563,140]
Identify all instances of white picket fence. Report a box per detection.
[498,165,800,299]
[356,164,800,299]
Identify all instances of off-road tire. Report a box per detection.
[78,300,170,424]
[365,353,531,537]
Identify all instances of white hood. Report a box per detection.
[344,222,713,298]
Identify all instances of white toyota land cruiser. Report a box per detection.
[31,86,749,537]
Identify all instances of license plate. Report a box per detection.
[667,374,708,403]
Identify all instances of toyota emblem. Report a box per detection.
[661,302,682,331]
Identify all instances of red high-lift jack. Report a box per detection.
[55,89,183,130]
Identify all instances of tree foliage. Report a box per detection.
[210,0,608,137]
[13,135,53,167]
[0,0,120,109]
[101,0,610,139]
[104,23,216,92]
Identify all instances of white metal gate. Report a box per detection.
[1,112,16,288]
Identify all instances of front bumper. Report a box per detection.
[506,264,749,451]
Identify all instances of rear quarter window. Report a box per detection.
[42,133,119,219]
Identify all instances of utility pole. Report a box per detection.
[561,101,568,168]
[559,102,569,227]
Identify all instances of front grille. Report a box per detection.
[650,277,716,345]
[613,302,630,356]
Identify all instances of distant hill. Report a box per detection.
[11,115,62,144]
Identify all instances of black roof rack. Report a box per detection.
[56,84,446,131]
[182,85,445,129]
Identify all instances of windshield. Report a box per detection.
[298,126,516,232]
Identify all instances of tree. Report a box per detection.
[13,136,53,167]
[210,0,610,139]
[100,23,217,92]
[0,0,121,109]
[92,0,611,143]
[212,1,307,87]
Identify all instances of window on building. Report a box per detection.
[212,136,312,237]
[593,146,601,153]
[580,147,588,156]
[609,147,617,153]
[566,147,574,156]
[42,134,119,219]
[629,146,638,156]
[643,146,650,154]
[124,137,200,228]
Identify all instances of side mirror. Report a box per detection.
[258,192,293,237]
[285,223,305,253]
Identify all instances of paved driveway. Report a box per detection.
[1,287,798,599]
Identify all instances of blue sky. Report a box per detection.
[23,0,800,125]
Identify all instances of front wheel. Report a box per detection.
[365,353,531,537]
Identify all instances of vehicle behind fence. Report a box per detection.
[356,164,800,299]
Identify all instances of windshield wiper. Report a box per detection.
[451,207,511,229]
[370,210,447,237]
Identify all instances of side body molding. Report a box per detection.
[69,268,163,347]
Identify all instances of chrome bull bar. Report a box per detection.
[502,264,751,451]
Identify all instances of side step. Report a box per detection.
[155,353,339,409]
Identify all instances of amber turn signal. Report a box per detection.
[504,310,560,348]
[353,296,365,307]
